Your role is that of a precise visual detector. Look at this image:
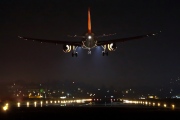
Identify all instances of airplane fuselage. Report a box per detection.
[82,33,97,50]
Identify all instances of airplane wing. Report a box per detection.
[97,31,161,46]
[67,35,85,38]
[18,36,82,46]
[95,33,117,38]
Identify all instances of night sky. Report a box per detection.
[0,0,180,89]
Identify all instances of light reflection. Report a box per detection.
[164,104,167,107]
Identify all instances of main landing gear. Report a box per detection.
[102,51,108,56]
[72,46,78,57]
[72,52,78,57]
[101,45,108,56]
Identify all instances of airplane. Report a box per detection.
[18,7,161,57]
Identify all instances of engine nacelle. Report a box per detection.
[107,43,117,51]
[63,44,71,53]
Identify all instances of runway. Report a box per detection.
[1,103,180,119]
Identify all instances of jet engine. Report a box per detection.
[63,44,71,53]
[107,43,117,51]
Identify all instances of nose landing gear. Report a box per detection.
[88,50,91,54]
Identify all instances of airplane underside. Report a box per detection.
[71,45,109,57]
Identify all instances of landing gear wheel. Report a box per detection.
[88,51,91,54]
[102,51,105,56]
[106,52,108,56]
[72,52,74,57]
[102,51,108,56]
[75,52,78,57]
[72,52,78,57]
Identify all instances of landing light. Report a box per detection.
[88,36,92,39]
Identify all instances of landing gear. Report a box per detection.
[87,48,91,54]
[72,52,78,57]
[102,51,108,56]
[72,46,78,57]
[101,45,108,56]
[88,50,91,54]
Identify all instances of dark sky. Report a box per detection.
[0,0,179,88]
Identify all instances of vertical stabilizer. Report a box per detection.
[88,7,91,33]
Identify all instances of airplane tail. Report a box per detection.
[88,7,91,33]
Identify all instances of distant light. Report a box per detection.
[34,102,37,107]
[164,104,167,107]
[2,103,9,111]
[27,102,29,107]
[17,102,20,107]
[60,96,66,99]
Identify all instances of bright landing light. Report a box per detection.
[88,35,92,39]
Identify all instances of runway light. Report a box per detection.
[172,104,175,109]
[34,101,37,107]
[17,102,20,107]
[164,104,167,107]
[145,102,148,105]
[27,102,29,107]
[2,103,9,111]
[41,101,43,107]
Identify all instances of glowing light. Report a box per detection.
[88,35,92,39]
[164,104,167,107]
[2,103,9,111]
[145,102,148,105]
[3,106,8,111]
[41,101,43,107]
[17,102,20,107]
[172,104,175,109]
[149,102,151,106]
[34,102,37,107]
[27,102,29,107]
